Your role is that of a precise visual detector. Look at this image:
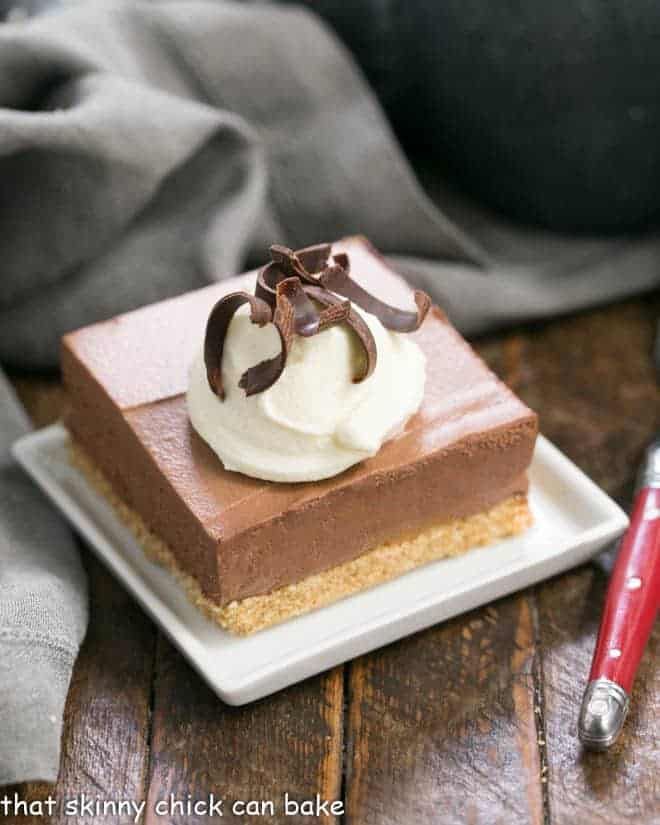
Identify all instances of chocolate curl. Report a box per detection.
[273,243,430,333]
[305,286,377,381]
[204,243,431,400]
[316,296,351,330]
[204,291,272,399]
[296,243,333,275]
[238,278,300,396]
[256,260,320,336]
[271,243,332,279]
[330,251,350,272]
[319,265,431,333]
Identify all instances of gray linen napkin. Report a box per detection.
[1,0,660,784]
[0,373,87,785]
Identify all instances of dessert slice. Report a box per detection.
[62,237,537,635]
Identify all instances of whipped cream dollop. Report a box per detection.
[187,303,426,483]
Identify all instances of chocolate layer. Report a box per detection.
[62,237,538,605]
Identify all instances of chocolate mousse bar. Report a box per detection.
[62,237,537,634]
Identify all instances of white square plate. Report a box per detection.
[13,424,627,705]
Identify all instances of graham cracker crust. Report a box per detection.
[70,442,532,635]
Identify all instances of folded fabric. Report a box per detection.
[1,0,659,785]
[0,373,87,785]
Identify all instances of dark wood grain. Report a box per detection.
[11,377,66,431]
[49,558,156,824]
[7,378,156,825]
[344,595,544,825]
[512,297,660,825]
[511,300,660,503]
[143,637,344,824]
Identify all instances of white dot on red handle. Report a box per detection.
[609,648,622,659]
[626,577,642,590]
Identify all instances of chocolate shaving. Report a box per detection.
[257,261,320,337]
[204,243,431,398]
[204,291,271,399]
[319,265,431,333]
[238,278,299,396]
[304,286,376,381]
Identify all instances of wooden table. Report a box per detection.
[8,293,660,825]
